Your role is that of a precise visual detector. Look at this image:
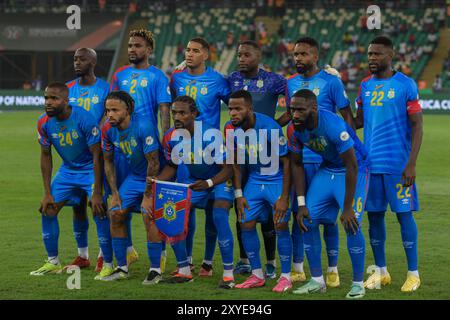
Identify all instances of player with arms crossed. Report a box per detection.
[226,90,293,293]
[288,89,369,299]
[227,40,287,278]
[287,37,356,286]
[31,82,104,276]
[66,47,112,273]
[171,37,231,276]
[153,95,234,287]
[111,29,172,266]
[356,36,423,292]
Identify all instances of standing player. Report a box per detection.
[286,37,356,286]
[226,90,293,293]
[111,29,172,266]
[288,89,369,299]
[66,47,112,273]
[156,95,235,288]
[356,36,423,292]
[171,37,230,275]
[100,91,164,282]
[227,40,288,279]
[30,83,104,276]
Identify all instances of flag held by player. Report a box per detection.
[151,180,191,244]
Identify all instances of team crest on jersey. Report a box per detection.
[131,137,137,147]
[256,79,264,88]
[72,130,79,139]
[313,88,320,96]
[163,200,177,221]
[146,136,154,145]
[200,86,208,95]
[388,88,395,99]
[92,96,99,104]
[340,131,350,141]
[92,127,99,136]
[140,79,148,87]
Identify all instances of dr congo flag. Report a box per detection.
[151,180,191,244]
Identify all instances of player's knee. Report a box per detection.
[110,210,127,227]
[147,224,162,242]
[213,200,231,210]
[240,220,256,231]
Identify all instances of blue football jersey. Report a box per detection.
[287,109,368,173]
[162,122,226,180]
[287,70,350,164]
[37,107,100,171]
[101,114,162,178]
[111,65,172,127]
[228,68,287,119]
[356,71,422,174]
[224,112,288,184]
[171,67,230,129]
[67,78,110,124]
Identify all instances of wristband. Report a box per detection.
[234,189,243,198]
[297,196,306,206]
[206,179,214,188]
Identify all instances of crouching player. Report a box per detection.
[31,82,105,275]
[154,95,235,288]
[100,91,165,282]
[288,89,369,299]
[226,90,293,293]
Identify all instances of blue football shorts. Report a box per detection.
[242,181,291,224]
[365,173,419,213]
[306,166,370,225]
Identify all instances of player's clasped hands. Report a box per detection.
[340,208,359,235]
[39,194,57,217]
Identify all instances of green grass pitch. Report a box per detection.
[1,110,449,300]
